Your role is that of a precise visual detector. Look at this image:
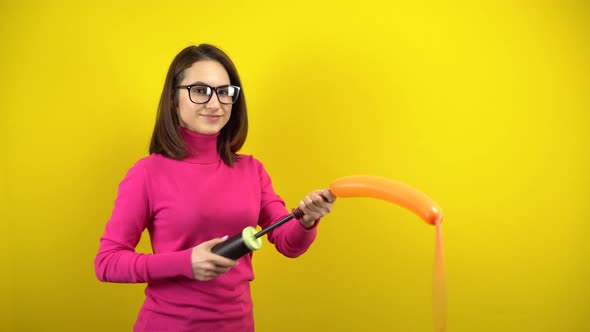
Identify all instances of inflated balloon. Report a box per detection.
[329,175,443,224]
[329,175,446,332]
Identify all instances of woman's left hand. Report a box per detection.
[298,189,336,229]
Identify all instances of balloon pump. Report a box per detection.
[211,207,305,260]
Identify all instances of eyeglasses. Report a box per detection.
[176,83,241,105]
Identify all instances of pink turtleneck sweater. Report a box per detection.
[95,127,319,332]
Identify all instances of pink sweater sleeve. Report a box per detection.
[94,161,194,283]
[256,161,319,258]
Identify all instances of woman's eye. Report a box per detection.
[191,86,209,95]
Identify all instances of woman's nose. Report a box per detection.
[206,91,221,108]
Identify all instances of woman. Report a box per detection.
[94,44,335,331]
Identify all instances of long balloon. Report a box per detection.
[329,175,443,224]
[329,175,446,332]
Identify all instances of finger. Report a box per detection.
[211,265,231,274]
[201,235,229,249]
[197,269,218,281]
[321,189,337,204]
[298,200,307,213]
[303,200,332,220]
[310,192,326,206]
[195,272,209,281]
[208,254,238,268]
[304,193,324,210]
[304,195,316,208]
[301,198,319,216]
[309,189,334,203]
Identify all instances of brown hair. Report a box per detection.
[149,44,248,166]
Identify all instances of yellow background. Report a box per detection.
[2,1,588,331]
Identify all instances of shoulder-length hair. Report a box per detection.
[149,44,248,166]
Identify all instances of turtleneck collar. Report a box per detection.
[179,126,221,164]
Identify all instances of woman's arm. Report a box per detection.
[94,161,194,283]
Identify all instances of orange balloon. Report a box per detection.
[330,175,447,332]
[329,175,443,225]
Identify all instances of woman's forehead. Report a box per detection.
[182,60,230,85]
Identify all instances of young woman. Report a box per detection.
[95,44,335,332]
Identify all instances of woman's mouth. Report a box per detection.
[201,114,222,122]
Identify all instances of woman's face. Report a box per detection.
[176,60,232,135]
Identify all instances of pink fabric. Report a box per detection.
[95,127,318,331]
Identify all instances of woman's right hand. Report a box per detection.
[191,236,238,281]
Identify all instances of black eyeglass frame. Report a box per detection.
[176,83,241,105]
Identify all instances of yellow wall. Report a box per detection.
[2,1,588,331]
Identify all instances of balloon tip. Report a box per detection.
[425,209,443,226]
